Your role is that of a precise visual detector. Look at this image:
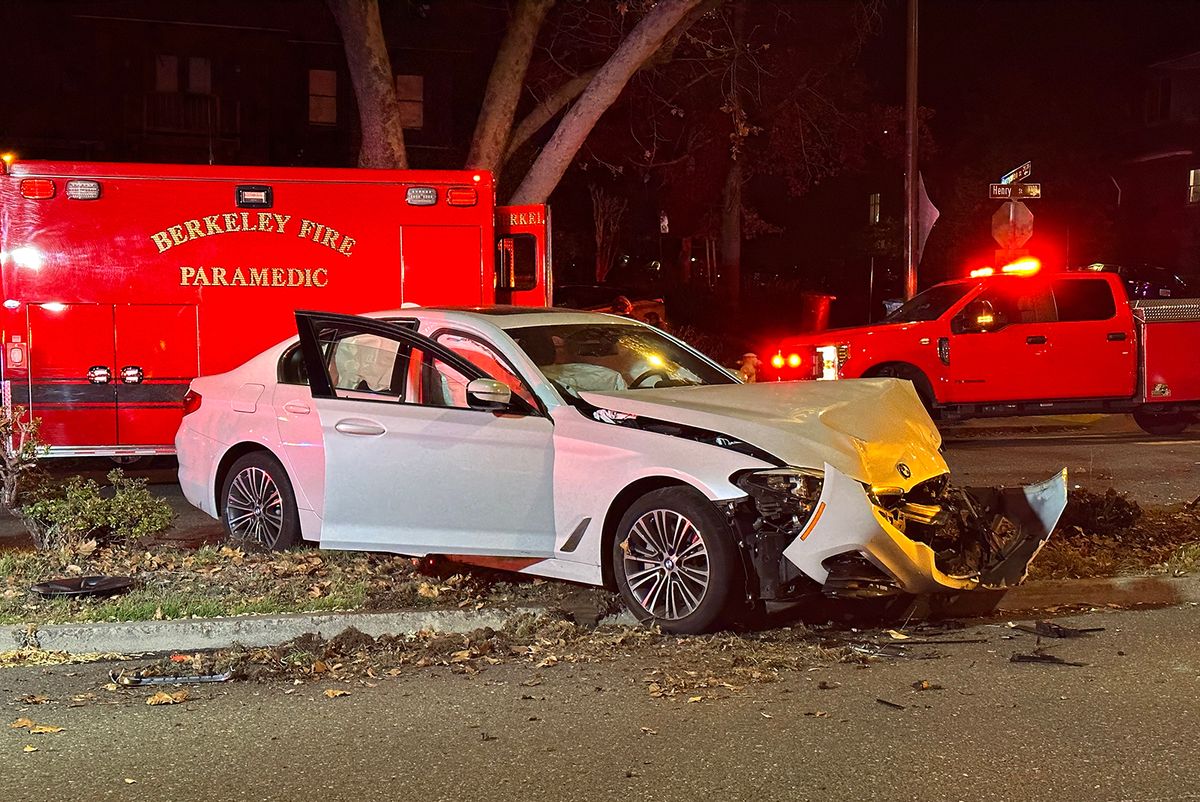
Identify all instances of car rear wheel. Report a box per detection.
[221,452,300,550]
[612,487,738,634]
[1132,408,1192,436]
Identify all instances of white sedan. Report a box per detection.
[176,308,1067,633]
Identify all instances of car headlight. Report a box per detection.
[735,467,824,525]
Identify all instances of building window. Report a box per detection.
[395,74,424,130]
[1190,169,1200,204]
[868,192,881,225]
[308,69,337,125]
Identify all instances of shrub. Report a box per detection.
[20,469,174,551]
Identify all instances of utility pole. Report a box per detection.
[903,0,919,299]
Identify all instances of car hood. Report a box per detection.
[580,378,946,488]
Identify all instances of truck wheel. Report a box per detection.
[220,452,301,550]
[612,487,738,635]
[1132,408,1192,436]
[872,364,935,411]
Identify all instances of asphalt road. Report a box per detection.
[2,604,1199,801]
[940,416,1200,505]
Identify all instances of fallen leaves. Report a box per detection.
[146,690,189,706]
[10,719,64,734]
[323,689,351,699]
[18,694,50,705]
[23,745,38,753]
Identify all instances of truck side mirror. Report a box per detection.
[956,300,1002,333]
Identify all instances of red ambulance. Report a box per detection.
[0,158,550,457]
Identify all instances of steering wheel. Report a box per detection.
[630,368,671,388]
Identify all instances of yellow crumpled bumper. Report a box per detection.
[781,463,1068,594]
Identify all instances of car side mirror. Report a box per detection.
[957,300,1002,333]
[466,378,512,411]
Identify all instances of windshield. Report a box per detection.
[884,283,973,323]
[508,322,735,394]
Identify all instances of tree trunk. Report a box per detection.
[468,0,556,174]
[328,0,408,169]
[720,157,742,314]
[506,68,600,162]
[509,0,704,205]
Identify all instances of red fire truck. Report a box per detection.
[767,263,1200,435]
[0,158,550,457]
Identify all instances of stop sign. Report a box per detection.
[992,201,1034,249]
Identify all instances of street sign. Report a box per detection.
[992,200,1034,249]
[1000,161,1032,185]
[989,183,1042,200]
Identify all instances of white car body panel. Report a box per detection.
[315,397,556,556]
[580,378,946,489]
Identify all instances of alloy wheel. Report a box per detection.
[621,509,710,621]
[225,466,285,548]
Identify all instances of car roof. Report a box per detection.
[361,305,645,331]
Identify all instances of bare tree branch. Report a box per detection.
[467,0,557,173]
[509,0,707,205]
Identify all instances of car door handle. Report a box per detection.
[334,418,386,436]
[283,401,311,414]
[1107,332,1127,341]
[1026,335,1047,345]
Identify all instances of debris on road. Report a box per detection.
[1012,620,1105,639]
[912,680,944,691]
[110,668,231,686]
[29,575,133,597]
[1010,650,1089,667]
[876,698,906,710]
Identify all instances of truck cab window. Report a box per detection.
[1052,279,1117,322]
[973,284,1055,326]
[497,234,538,292]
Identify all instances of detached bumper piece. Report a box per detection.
[777,464,1067,597]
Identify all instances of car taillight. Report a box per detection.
[182,390,202,416]
[771,353,785,369]
[786,353,802,368]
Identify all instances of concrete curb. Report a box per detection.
[7,607,552,656]
[5,577,1195,656]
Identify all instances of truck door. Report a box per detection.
[1036,278,1136,400]
[26,304,118,448]
[115,305,199,446]
[495,205,550,307]
[947,281,1057,402]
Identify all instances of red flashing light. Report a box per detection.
[20,179,55,200]
[970,266,994,278]
[182,390,202,416]
[1000,257,1041,276]
[786,353,802,369]
[771,353,785,369]
[446,186,478,206]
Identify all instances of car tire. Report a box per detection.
[220,451,301,550]
[612,486,738,635]
[1132,408,1192,436]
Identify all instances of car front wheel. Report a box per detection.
[221,451,300,550]
[612,487,738,634]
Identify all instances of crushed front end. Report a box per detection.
[730,464,1068,601]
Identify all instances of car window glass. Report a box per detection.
[435,332,537,406]
[885,283,973,322]
[279,344,308,385]
[314,328,410,400]
[1052,279,1117,321]
[975,284,1056,325]
[407,348,474,408]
